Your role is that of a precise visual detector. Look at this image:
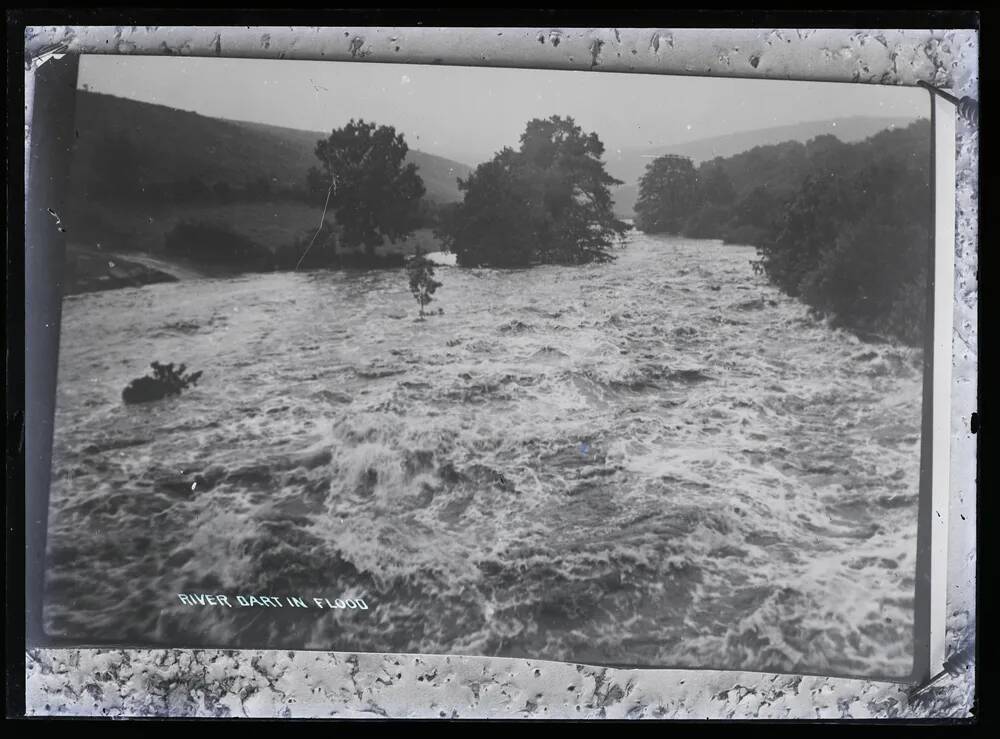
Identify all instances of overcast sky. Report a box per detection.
[78,55,928,166]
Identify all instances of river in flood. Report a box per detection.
[44,232,924,679]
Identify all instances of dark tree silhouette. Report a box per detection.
[405,246,443,319]
[122,362,203,404]
[634,154,699,234]
[440,116,628,267]
[440,148,537,268]
[314,119,426,255]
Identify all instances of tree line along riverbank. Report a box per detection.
[65,88,930,346]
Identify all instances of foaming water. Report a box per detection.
[45,233,922,678]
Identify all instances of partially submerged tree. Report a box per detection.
[406,246,443,319]
[634,154,699,234]
[313,119,426,256]
[122,362,203,404]
[440,116,629,267]
[440,148,538,268]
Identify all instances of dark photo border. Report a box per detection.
[8,9,982,722]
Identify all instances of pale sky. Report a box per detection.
[78,55,929,166]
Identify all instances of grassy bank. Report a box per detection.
[65,198,448,295]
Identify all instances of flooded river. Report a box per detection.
[45,232,923,678]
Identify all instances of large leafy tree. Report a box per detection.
[633,154,699,234]
[439,149,537,268]
[314,119,426,255]
[441,116,629,267]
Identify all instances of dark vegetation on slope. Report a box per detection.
[71,90,471,207]
[65,91,472,291]
[634,120,932,345]
[607,116,919,218]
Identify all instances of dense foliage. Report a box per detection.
[313,119,426,255]
[633,155,699,234]
[439,116,629,267]
[754,154,931,345]
[633,121,932,345]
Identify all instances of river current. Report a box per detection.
[45,233,923,678]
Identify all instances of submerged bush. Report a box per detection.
[406,246,443,318]
[122,362,203,404]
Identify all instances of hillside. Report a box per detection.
[608,115,920,216]
[64,90,474,293]
[69,90,473,205]
[692,120,931,204]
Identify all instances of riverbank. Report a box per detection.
[64,246,184,295]
[62,227,449,296]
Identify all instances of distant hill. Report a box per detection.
[69,91,473,205]
[608,116,921,216]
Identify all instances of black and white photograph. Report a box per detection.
[41,53,934,681]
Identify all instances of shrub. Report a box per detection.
[406,246,443,318]
[122,362,202,404]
